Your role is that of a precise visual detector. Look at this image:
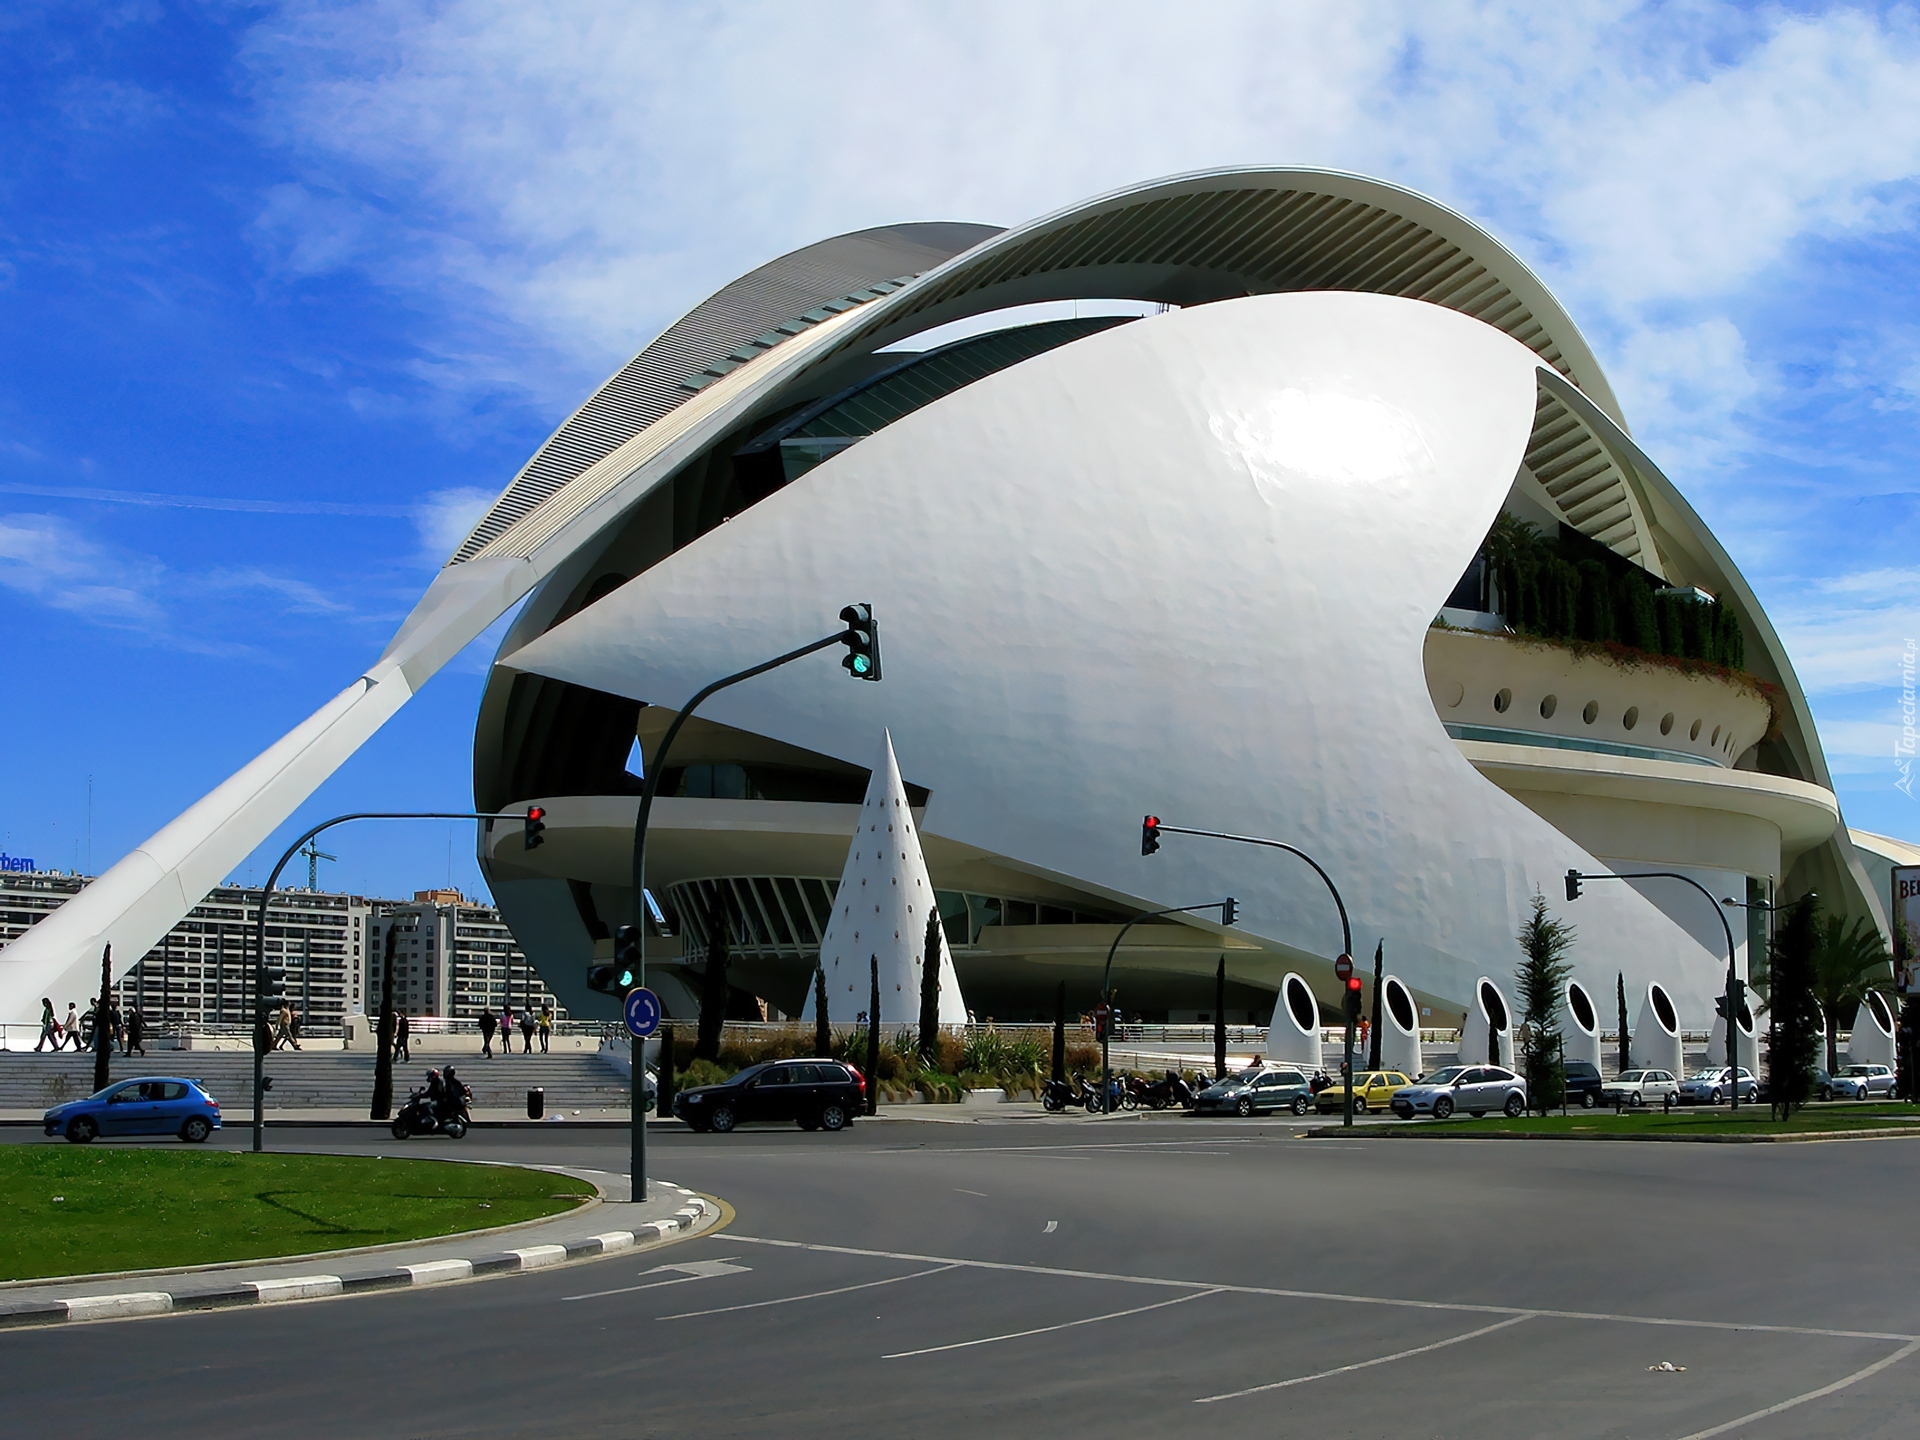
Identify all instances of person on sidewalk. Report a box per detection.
[537,1003,553,1053]
[395,1010,412,1064]
[125,1007,146,1056]
[499,1004,514,1056]
[62,1002,82,1050]
[109,1002,125,1054]
[479,1006,497,1058]
[288,1008,303,1051]
[519,1006,536,1054]
[273,1003,293,1051]
[36,998,59,1052]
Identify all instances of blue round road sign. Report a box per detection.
[624,987,661,1039]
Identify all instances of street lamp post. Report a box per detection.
[250,810,521,1153]
[1143,820,1356,1125]
[1566,868,1743,1109]
[623,607,881,1200]
[1098,900,1238,1114]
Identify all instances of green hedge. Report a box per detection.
[1481,515,1745,669]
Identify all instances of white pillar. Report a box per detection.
[1558,979,1601,1069]
[1458,976,1514,1070]
[1849,989,1898,1068]
[1265,973,1322,1070]
[1378,974,1423,1077]
[1633,982,1685,1076]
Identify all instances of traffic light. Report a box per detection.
[1221,896,1238,926]
[523,805,546,850]
[1343,975,1364,1023]
[1564,869,1583,902]
[262,963,287,1005]
[1141,816,1161,856]
[587,924,643,996]
[839,604,881,681]
[1713,995,1731,1021]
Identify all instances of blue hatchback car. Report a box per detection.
[45,1077,222,1144]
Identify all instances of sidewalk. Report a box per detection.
[0,1166,721,1329]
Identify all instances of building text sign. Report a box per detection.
[1894,866,1920,994]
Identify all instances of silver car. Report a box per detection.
[1676,1067,1758,1105]
[1390,1064,1527,1119]
[1831,1063,1895,1099]
[1598,1068,1680,1108]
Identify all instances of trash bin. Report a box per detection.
[527,1087,544,1120]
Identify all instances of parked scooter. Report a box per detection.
[1043,1074,1100,1111]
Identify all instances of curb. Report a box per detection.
[1303,1124,1920,1143]
[0,1192,717,1330]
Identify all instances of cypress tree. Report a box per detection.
[371,928,398,1120]
[918,910,942,1065]
[1516,895,1574,1113]
[658,1024,676,1115]
[1368,940,1384,1071]
[1679,597,1709,659]
[1768,898,1821,1117]
[1618,572,1660,652]
[1654,591,1686,656]
[813,966,830,1058]
[1545,558,1581,638]
[93,944,114,1096]
[1574,559,1614,642]
[866,955,881,1115]
[1717,606,1746,670]
[1616,971,1632,1074]
[1213,957,1228,1080]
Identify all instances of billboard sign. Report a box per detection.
[1894,866,1920,994]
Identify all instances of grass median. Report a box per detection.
[0,1148,594,1282]
[1332,1103,1920,1140]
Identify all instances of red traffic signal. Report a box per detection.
[1141,816,1162,856]
[523,805,547,851]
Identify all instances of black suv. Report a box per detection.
[1563,1059,1604,1109]
[673,1060,866,1133]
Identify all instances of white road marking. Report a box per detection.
[563,1258,750,1302]
[1666,1338,1920,1440]
[1195,1313,1536,1402]
[874,1138,1259,1156]
[1044,1221,1058,1233]
[726,1236,1917,1343]
[660,1264,959,1320]
[884,1288,1223,1358]
[954,1188,988,1197]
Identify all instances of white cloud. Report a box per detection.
[1769,566,1920,695]
[411,485,495,564]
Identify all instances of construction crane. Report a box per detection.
[298,839,338,891]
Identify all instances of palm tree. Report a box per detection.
[1811,913,1893,1073]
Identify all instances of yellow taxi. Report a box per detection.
[1313,1071,1413,1115]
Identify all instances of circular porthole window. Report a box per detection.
[1540,694,1558,719]
[1582,701,1599,724]
[1444,681,1464,708]
[1623,706,1639,730]
[1710,725,1721,745]
[1690,719,1703,741]
[1660,712,1675,735]
[1493,688,1511,714]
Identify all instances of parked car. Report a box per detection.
[1598,1068,1681,1108]
[672,1059,865,1132]
[1390,1065,1527,1119]
[1756,1068,1833,1102]
[44,1077,221,1144]
[1677,1067,1758,1105]
[1562,1059,1605,1108]
[1313,1071,1413,1114]
[1192,1067,1314,1117]
[1831,1063,1895,1099]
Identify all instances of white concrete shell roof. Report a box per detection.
[0,165,1871,1022]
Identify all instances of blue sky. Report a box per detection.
[4,1,1920,902]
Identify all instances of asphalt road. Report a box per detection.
[6,1115,1920,1438]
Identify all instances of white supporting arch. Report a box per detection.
[1459,976,1514,1070]
[1265,973,1323,1071]
[1634,982,1686,1077]
[1849,989,1898,1068]
[1559,978,1602,1069]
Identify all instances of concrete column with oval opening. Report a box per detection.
[1633,982,1685,1077]
[1265,973,1323,1070]
[1378,974,1423,1077]
[1848,989,1898,1068]
[1458,976,1514,1070]
[1707,993,1760,1073]
[1558,978,1601,1068]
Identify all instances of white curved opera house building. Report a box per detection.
[0,168,1886,1035]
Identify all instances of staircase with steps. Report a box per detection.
[0,1050,633,1115]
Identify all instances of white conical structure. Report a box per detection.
[1558,979,1602,1069]
[1849,989,1898,1068]
[1707,993,1760,1073]
[801,730,966,1031]
[1459,976,1514,1069]
[1264,973,1323,1070]
[1633,981,1686,1077]
[1378,974,1423,1077]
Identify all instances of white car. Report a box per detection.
[1599,1069,1680,1108]
[1831,1064,1895,1099]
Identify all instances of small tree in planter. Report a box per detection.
[1616,971,1631,1075]
[918,911,942,1066]
[1515,893,1574,1114]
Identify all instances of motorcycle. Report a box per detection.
[1128,1071,1194,1110]
[391,1084,470,1140]
[1043,1075,1098,1111]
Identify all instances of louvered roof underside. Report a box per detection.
[1524,385,1649,568]
[449,222,998,563]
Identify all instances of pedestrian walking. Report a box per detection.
[478,1006,497,1058]
[109,1002,125,1054]
[537,1004,553,1054]
[125,1007,146,1057]
[62,1002,82,1050]
[499,1004,514,1056]
[519,1006,536,1054]
[273,1002,293,1051]
[78,1004,97,1053]
[288,1008,304,1051]
[395,1010,412,1064]
[36,998,59,1052]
